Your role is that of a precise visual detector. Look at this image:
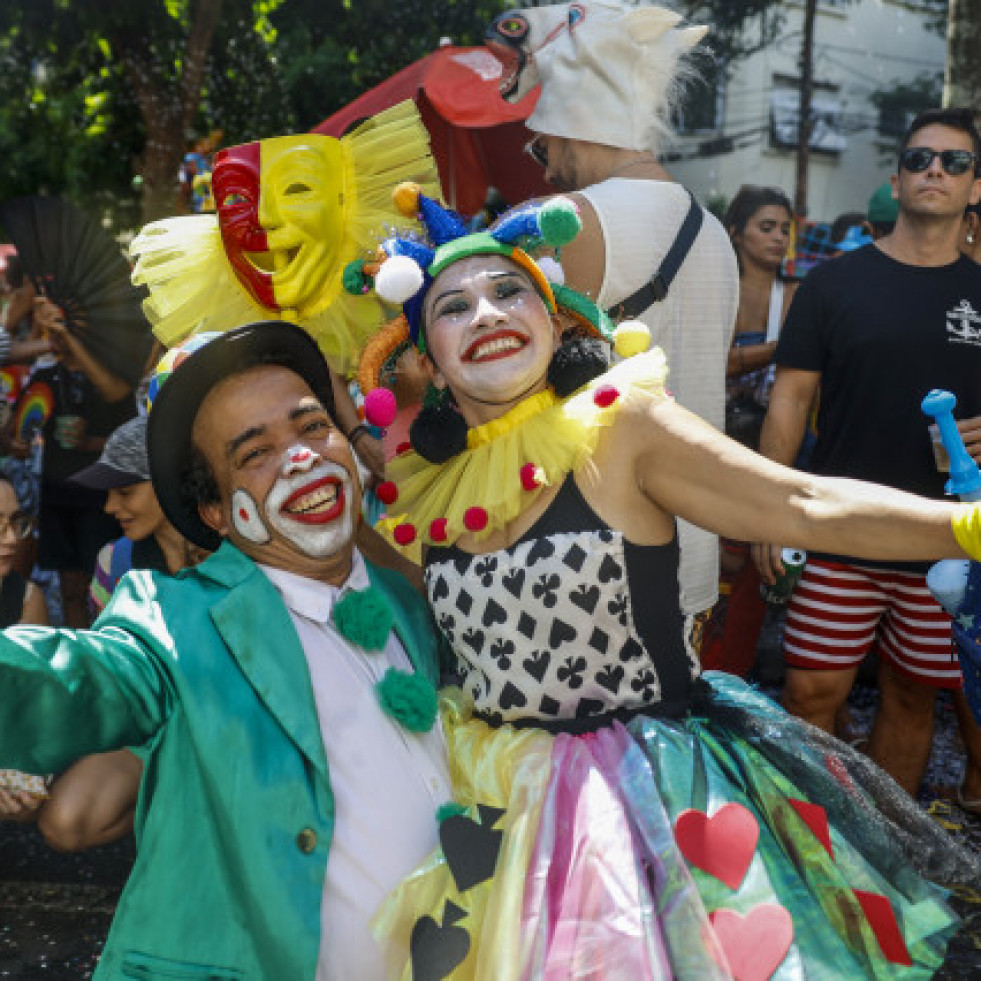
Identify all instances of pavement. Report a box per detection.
[1,612,979,977]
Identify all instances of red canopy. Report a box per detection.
[314,46,548,215]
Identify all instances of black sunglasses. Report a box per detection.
[524,136,548,169]
[899,147,978,177]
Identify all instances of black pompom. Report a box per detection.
[547,336,610,396]
[409,400,469,463]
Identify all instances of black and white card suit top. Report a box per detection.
[424,477,700,726]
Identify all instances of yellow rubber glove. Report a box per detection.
[951,503,981,559]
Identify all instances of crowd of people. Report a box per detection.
[2,1,981,978]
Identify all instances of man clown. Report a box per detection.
[0,322,449,979]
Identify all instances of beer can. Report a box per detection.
[760,548,807,605]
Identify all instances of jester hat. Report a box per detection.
[130,102,440,378]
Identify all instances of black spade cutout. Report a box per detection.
[409,900,469,981]
[439,804,506,893]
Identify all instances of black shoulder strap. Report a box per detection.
[606,188,704,321]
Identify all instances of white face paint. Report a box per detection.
[230,488,272,544]
[261,444,356,558]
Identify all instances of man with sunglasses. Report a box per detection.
[755,107,981,811]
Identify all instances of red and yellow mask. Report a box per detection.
[214,134,347,320]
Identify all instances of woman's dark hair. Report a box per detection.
[723,185,793,277]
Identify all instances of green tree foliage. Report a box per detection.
[0,0,791,230]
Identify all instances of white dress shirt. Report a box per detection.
[260,551,451,981]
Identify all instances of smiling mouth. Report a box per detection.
[280,476,345,524]
[245,246,300,274]
[464,331,528,363]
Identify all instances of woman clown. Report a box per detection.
[350,185,981,979]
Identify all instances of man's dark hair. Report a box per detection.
[180,446,220,511]
[900,108,981,175]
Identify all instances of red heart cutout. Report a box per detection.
[853,890,912,966]
[788,799,834,859]
[674,803,759,890]
[710,904,794,981]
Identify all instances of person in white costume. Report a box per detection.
[488,1,738,621]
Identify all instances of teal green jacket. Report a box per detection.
[0,541,440,980]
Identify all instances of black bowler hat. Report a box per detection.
[147,321,335,551]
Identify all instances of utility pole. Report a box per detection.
[794,0,818,222]
[944,0,981,110]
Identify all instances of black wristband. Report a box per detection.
[347,424,371,445]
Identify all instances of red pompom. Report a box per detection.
[463,506,488,532]
[395,441,413,456]
[593,385,620,408]
[376,481,398,506]
[393,523,417,546]
[364,387,398,429]
[429,518,448,542]
[520,462,542,491]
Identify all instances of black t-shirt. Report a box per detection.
[776,246,981,568]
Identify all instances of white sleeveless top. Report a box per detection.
[578,178,739,614]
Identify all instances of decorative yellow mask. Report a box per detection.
[131,100,441,377]
[214,134,347,321]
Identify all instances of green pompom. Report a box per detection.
[332,586,393,651]
[436,801,467,825]
[375,668,438,733]
[538,198,582,248]
[342,259,372,296]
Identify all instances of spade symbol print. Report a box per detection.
[439,804,506,893]
[409,900,470,981]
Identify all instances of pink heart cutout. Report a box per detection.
[674,802,759,890]
[710,903,794,981]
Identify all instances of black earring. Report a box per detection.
[410,387,469,463]
[547,336,610,396]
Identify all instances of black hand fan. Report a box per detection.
[0,196,152,389]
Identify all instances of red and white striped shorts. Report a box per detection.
[783,557,960,687]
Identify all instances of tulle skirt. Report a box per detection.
[373,673,972,980]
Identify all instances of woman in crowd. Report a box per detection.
[349,187,980,978]
[722,185,798,443]
[700,186,800,677]
[0,473,52,816]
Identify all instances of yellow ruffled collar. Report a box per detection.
[466,391,557,449]
[380,350,668,558]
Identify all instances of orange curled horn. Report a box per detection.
[393,182,421,218]
[358,314,411,395]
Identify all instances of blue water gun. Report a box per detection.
[922,389,981,722]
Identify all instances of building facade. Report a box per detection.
[669,0,946,223]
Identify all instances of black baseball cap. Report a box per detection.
[73,415,151,490]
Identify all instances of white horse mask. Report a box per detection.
[487,1,707,154]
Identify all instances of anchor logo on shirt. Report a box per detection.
[946,299,981,344]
